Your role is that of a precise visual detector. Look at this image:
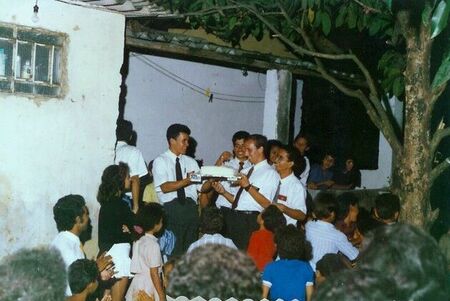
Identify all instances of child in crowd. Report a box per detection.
[68,259,111,301]
[315,253,351,286]
[334,192,360,243]
[247,205,286,271]
[262,225,314,301]
[305,192,359,270]
[373,192,400,224]
[126,203,166,301]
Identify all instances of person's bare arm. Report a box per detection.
[262,285,270,299]
[150,267,165,301]
[130,175,140,213]
[212,181,235,204]
[275,203,306,221]
[215,151,232,166]
[306,285,314,301]
[239,174,271,208]
[160,176,191,193]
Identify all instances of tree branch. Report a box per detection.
[431,157,450,182]
[351,0,382,14]
[430,82,447,108]
[431,126,450,155]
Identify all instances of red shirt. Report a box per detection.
[247,229,276,271]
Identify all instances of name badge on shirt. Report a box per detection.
[278,194,287,202]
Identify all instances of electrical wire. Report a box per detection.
[132,54,265,103]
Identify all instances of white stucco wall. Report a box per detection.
[0,0,125,258]
[125,54,265,165]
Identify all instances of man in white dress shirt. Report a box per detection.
[152,123,203,256]
[187,207,236,253]
[213,130,252,209]
[305,192,359,271]
[212,134,280,249]
[115,119,148,213]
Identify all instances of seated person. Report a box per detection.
[247,205,286,271]
[373,192,400,225]
[332,157,361,190]
[187,207,236,252]
[67,259,107,301]
[334,192,360,243]
[315,253,351,286]
[262,225,314,301]
[167,244,261,300]
[307,152,335,190]
[305,192,359,270]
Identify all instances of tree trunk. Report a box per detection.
[394,22,433,229]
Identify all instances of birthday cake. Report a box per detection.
[190,166,239,183]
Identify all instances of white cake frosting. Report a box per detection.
[200,166,236,178]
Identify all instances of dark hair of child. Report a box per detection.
[262,205,287,232]
[137,203,165,232]
[68,259,99,294]
[313,192,338,220]
[275,224,313,261]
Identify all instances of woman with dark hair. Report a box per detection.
[97,163,135,301]
[332,157,361,190]
[266,139,283,165]
[272,144,308,225]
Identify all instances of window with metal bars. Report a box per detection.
[0,23,66,97]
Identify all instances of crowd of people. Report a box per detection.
[0,120,448,301]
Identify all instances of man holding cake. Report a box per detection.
[212,134,280,249]
[214,131,252,210]
[152,123,205,256]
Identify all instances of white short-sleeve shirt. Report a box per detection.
[187,233,237,253]
[115,141,148,178]
[216,158,252,209]
[276,173,307,225]
[50,231,85,296]
[152,150,200,203]
[234,160,280,212]
[305,220,359,271]
[298,156,310,186]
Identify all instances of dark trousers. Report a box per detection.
[221,207,259,250]
[164,198,199,256]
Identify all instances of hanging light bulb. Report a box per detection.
[32,0,39,23]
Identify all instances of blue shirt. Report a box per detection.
[307,164,333,188]
[262,259,314,301]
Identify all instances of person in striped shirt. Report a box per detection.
[305,192,359,271]
[187,207,237,253]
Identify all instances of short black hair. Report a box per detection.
[374,193,400,221]
[279,144,306,177]
[336,192,359,220]
[316,253,350,277]
[200,207,223,234]
[356,208,382,236]
[53,194,86,232]
[0,247,67,301]
[246,134,267,153]
[313,192,338,220]
[168,245,261,300]
[266,139,283,158]
[262,205,286,232]
[275,224,312,260]
[137,203,165,232]
[294,132,310,144]
[116,119,133,142]
[166,123,191,142]
[232,131,250,145]
[68,259,99,294]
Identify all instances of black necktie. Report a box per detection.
[238,161,245,173]
[232,166,254,210]
[273,181,281,203]
[175,157,186,202]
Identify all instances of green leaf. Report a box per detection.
[431,0,450,38]
[383,0,392,11]
[347,7,357,29]
[321,12,331,35]
[313,10,322,28]
[335,7,346,27]
[393,77,404,97]
[432,49,450,88]
[228,16,237,30]
[369,19,382,36]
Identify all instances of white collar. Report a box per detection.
[61,231,81,245]
[280,172,295,184]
